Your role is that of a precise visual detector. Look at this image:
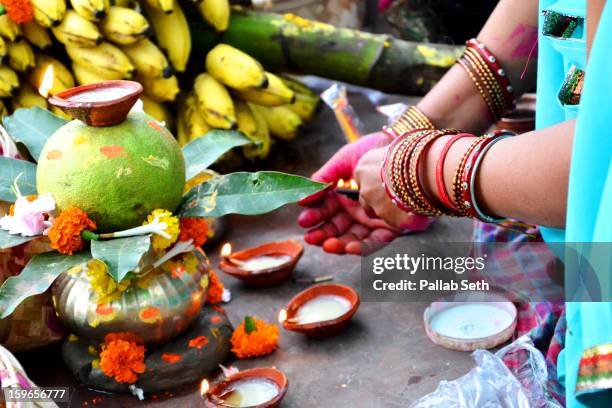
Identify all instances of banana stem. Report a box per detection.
[189,11,463,95]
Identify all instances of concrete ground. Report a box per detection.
[20,94,476,407]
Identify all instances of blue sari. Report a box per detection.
[537,0,612,406]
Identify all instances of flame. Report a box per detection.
[349,179,359,190]
[200,379,210,397]
[39,64,54,98]
[336,179,345,189]
[278,309,287,324]
[221,242,232,258]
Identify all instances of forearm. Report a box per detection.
[417,0,539,134]
[421,121,574,228]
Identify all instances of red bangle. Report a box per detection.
[435,133,474,214]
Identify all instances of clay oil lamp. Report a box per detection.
[219,241,303,287]
[423,292,518,351]
[279,283,360,338]
[200,367,288,408]
[335,178,359,200]
[41,65,142,127]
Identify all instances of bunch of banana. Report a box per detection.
[30,0,67,27]
[7,40,36,72]
[70,0,109,21]
[22,21,52,50]
[0,15,22,41]
[51,10,102,47]
[100,6,149,45]
[66,42,135,78]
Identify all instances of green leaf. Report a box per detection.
[0,157,37,202]
[179,171,329,218]
[90,235,152,282]
[3,107,68,161]
[183,130,252,180]
[244,316,256,334]
[0,251,90,319]
[0,229,39,250]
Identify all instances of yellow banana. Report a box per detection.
[280,76,320,121]
[66,42,135,78]
[137,74,179,102]
[142,0,190,72]
[142,0,174,13]
[244,103,271,160]
[7,40,36,72]
[177,93,211,146]
[22,22,53,50]
[0,37,7,59]
[140,94,173,130]
[193,73,236,129]
[31,0,67,27]
[234,72,295,106]
[198,0,230,32]
[72,62,117,84]
[251,104,303,141]
[235,100,257,139]
[280,75,314,94]
[12,84,48,110]
[0,15,22,41]
[120,38,172,78]
[28,55,75,94]
[0,64,19,97]
[51,10,103,47]
[206,44,266,90]
[70,0,109,21]
[100,6,150,45]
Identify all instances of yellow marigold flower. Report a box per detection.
[144,209,179,250]
[86,259,131,304]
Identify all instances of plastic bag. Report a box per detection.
[410,336,563,408]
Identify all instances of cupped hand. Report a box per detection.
[298,133,432,255]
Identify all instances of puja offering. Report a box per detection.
[201,367,288,408]
[280,283,360,338]
[219,240,303,287]
[424,293,518,351]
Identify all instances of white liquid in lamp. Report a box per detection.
[240,255,292,273]
[68,87,133,103]
[430,303,514,339]
[295,295,351,324]
[219,378,279,407]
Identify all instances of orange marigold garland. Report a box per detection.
[231,316,279,359]
[178,217,209,247]
[48,207,96,255]
[0,0,33,23]
[99,332,146,384]
[206,269,224,305]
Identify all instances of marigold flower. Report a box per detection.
[206,270,224,305]
[1,0,33,23]
[99,337,146,384]
[104,332,144,345]
[86,259,130,304]
[48,207,96,254]
[143,209,179,250]
[230,316,279,359]
[178,218,209,247]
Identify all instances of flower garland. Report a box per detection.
[0,0,33,24]
[231,316,279,358]
[178,217,209,247]
[48,207,96,255]
[99,332,146,384]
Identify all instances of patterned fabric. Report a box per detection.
[576,343,612,393]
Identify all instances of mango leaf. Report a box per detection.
[0,229,39,250]
[179,171,329,218]
[0,251,90,319]
[183,130,252,180]
[3,107,68,161]
[90,235,152,282]
[0,157,37,202]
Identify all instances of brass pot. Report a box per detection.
[52,251,209,346]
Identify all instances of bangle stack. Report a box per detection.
[383,106,435,139]
[381,128,516,223]
[458,39,516,121]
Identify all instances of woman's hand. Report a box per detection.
[298,133,432,255]
[354,147,433,229]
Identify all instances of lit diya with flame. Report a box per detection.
[219,241,303,287]
[200,368,288,408]
[39,65,142,127]
[335,178,359,200]
[279,283,360,338]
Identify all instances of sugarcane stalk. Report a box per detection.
[189,11,463,95]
